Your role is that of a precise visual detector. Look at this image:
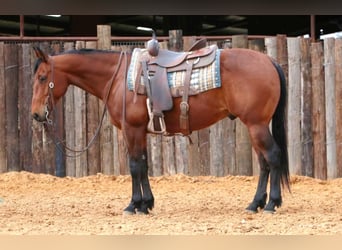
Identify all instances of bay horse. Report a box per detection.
[31,45,290,214]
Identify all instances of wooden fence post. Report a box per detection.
[311,41,327,179]
[85,41,102,176]
[97,25,115,175]
[207,40,225,177]
[0,42,6,173]
[276,35,288,78]
[209,119,225,176]
[18,43,33,173]
[232,35,252,176]
[73,41,88,177]
[334,38,342,177]
[5,43,20,171]
[287,37,302,175]
[63,42,76,177]
[324,38,337,179]
[169,30,189,175]
[159,40,176,175]
[300,37,313,177]
[265,37,278,60]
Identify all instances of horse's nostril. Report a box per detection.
[33,113,40,121]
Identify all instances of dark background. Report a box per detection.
[0,15,341,40]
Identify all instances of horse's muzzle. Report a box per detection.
[32,112,46,122]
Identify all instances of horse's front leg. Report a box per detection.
[123,130,154,215]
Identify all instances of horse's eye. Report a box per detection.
[39,75,47,83]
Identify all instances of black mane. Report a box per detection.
[61,48,123,55]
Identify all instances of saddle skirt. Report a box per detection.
[127,46,222,97]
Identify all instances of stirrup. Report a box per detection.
[146,98,166,134]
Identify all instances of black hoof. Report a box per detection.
[137,199,154,214]
[264,198,281,213]
[123,201,139,215]
[246,202,259,213]
[246,193,267,213]
[123,199,154,215]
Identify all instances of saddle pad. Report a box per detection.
[127,48,221,97]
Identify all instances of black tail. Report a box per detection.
[271,60,290,192]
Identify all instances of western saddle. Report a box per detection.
[136,30,217,135]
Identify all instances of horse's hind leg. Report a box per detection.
[246,152,269,212]
[247,125,282,213]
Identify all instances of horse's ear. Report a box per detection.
[33,47,48,62]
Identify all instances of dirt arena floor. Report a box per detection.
[0,171,341,235]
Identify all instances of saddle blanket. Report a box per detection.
[127,48,222,97]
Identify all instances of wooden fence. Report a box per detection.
[0,29,342,179]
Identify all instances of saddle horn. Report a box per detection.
[137,26,159,57]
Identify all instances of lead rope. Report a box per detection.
[44,51,125,158]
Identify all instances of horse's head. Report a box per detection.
[31,47,67,123]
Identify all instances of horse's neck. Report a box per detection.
[55,53,123,100]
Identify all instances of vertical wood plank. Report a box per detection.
[85,41,101,176]
[174,135,189,174]
[324,38,337,179]
[118,131,128,175]
[150,134,163,176]
[0,42,6,173]
[74,86,87,177]
[188,132,201,176]
[207,40,225,177]
[265,37,278,61]
[198,129,211,175]
[112,127,120,175]
[159,41,176,176]
[163,136,176,175]
[169,30,189,175]
[97,25,112,50]
[18,43,33,172]
[300,38,314,177]
[223,118,236,175]
[209,119,224,176]
[63,42,76,177]
[183,36,197,51]
[168,30,183,52]
[232,35,252,176]
[276,35,288,79]
[287,37,302,175]
[74,41,88,177]
[334,38,342,177]
[5,43,20,171]
[97,25,114,175]
[248,39,265,53]
[311,42,327,180]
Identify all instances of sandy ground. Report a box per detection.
[0,171,341,235]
